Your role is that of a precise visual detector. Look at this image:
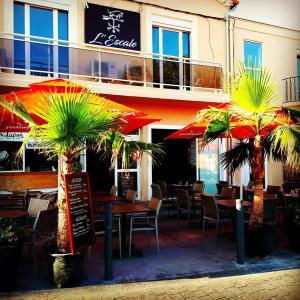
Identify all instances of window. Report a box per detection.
[13,2,69,76]
[0,142,24,172]
[25,149,58,172]
[244,40,262,68]
[152,26,190,89]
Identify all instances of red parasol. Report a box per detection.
[0,79,159,134]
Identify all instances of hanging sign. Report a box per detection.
[64,172,94,254]
[85,3,141,51]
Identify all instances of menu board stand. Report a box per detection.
[64,172,94,254]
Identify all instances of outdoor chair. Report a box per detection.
[128,197,162,258]
[266,185,281,194]
[126,189,137,202]
[110,185,118,196]
[216,187,236,201]
[151,183,174,216]
[24,208,58,275]
[89,204,122,258]
[216,182,229,195]
[192,182,205,196]
[201,193,231,242]
[27,198,51,218]
[175,189,191,223]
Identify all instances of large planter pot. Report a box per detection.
[0,242,23,292]
[46,246,85,288]
[245,225,274,258]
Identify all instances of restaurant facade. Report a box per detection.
[0,0,299,199]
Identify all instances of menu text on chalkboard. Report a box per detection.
[117,172,137,197]
[64,172,94,254]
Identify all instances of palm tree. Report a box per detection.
[0,89,164,253]
[196,64,300,229]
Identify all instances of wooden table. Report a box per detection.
[0,210,28,219]
[113,203,150,258]
[216,199,253,208]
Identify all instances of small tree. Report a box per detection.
[196,64,300,229]
[0,89,163,253]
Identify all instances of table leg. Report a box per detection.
[104,202,113,281]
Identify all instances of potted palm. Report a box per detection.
[195,64,300,257]
[0,88,163,287]
[0,219,27,291]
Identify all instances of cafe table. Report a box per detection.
[92,193,127,281]
[112,203,150,258]
[0,209,28,219]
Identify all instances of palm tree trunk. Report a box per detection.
[56,154,75,253]
[249,135,264,228]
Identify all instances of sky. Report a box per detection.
[230,0,300,31]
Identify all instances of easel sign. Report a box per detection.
[64,172,94,254]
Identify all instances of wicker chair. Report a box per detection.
[175,189,191,223]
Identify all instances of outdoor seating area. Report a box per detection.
[1,179,300,291]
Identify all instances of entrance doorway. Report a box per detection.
[151,128,196,184]
[86,149,114,192]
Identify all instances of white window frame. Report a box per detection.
[14,2,68,77]
[150,14,193,90]
[114,133,141,200]
[243,39,263,70]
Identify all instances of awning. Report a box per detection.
[0,79,160,133]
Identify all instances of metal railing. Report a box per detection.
[0,32,223,91]
[283,76,300,103]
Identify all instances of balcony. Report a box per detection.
[283,76,300,103]
[0,32,223,93]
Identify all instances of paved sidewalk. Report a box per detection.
[4,268,300,300]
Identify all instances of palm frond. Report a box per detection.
[97,130,165,170]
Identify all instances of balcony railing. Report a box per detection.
[0,32,223,91]
[283,76,300,103]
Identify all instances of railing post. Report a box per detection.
[143,57,147,87]
[236,198,245,264]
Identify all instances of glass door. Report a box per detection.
[152,26,190,89]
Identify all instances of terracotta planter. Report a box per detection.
[0,242,23,292]
[46,246,85,288]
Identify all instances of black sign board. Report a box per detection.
[118,172,137,197]
[85,3,141,51]
[64,172,94,254]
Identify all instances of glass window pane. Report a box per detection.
[0,142,23,171]
[244,41,262,68]
[25,149,58,172]
[163,30,179,56]
[14,2,25,73]
[182,32,190,58]
[30,7,53,75]
[198,140,219,193]
[58,10,69,74]
[152,27,159,54]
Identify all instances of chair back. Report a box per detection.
[282,182,295,194]
[148,197,162,216]
[264,199,277,225]
[193,182,204,193]
[266,185,281,193]
[176,189,190,209]
[220,187,235,199]
[216,182,228,194]
[33,208,58,236]
[157,180,168,196]
[110,185,118,196]
[126,189,137,202]
[263,191,278,200]
[231,185,240,199]
[201,193,218,219]
[28,198,51,218]
[151,184,162,200]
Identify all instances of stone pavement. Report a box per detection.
[4,268,300,299]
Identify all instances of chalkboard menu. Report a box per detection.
[64,172,94,254]
[117,172,137,197]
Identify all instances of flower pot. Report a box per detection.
[46,246,85,288]
[0,243,23,292]
[245,225,274,258]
